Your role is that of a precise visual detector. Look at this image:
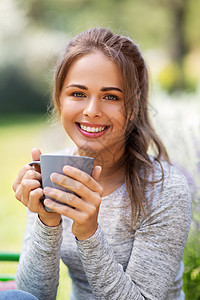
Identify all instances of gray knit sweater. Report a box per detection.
[16,151,192,300]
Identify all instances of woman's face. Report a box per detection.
[59,51,126,158]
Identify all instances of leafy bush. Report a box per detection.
[157,61,198,93]
[0,66,49,114]
[183,228,200,299]
[180,136,200,299]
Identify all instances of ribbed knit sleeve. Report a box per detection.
[16,214,62,300]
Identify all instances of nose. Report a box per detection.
[83,97,102,119]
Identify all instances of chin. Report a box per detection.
[78,144,102,154]
[75,142,107,157]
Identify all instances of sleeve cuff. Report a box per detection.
[75,225,104,251]
[31,215,63,252]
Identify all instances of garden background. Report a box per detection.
[0,0,200,299]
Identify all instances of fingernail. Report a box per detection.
[51,173,60,181]
[44,199,52,206]
[44,187,52,194]
[63,166,71,173]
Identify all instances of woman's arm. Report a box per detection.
[76,169,192,299]
[12,148,62,300]
[16,210,62,300]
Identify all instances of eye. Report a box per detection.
[104,94,119,101]
[72,92,85,98]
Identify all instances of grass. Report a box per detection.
[0,114,72,299]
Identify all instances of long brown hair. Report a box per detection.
[53,27,170,225]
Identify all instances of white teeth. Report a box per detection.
[80,124,106,133]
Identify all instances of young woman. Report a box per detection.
[12,28,191,300]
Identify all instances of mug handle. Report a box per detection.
[28,161,52,212]
[29,161,41,167]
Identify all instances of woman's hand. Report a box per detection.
[43,165,103,240]
[12,148,61,227]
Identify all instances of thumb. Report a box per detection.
[91,166,102,182]
[32,148,42,161]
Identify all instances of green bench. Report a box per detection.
[0,252,20,290]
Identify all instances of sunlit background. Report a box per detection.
[0,0,200,298]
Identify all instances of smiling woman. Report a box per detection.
[11,28,191,300]
[59,51,125,157]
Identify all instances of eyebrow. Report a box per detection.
[66,84,88,90]
[101,87,123,93]
[66,84,123,93]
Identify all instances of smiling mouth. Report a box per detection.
[76,123,109,133]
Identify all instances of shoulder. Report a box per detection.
[149,157,190,191]
[138,159,192,238]
[158,160,190,192]
[148,160,192,220]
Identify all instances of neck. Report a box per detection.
[74,145,126,194]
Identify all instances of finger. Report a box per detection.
[23,168,41,181]
[44,197,87,222]
[62,166,103,195]
[50,171,103,200]
[31,148,42,172]
[13,149,42,192]
[28,188,45,213]
[12,165,34,192]
[15,169,41,202]
[44,187,85,209]
[16,178,41,203]
[50,172,88,198]
[32,148,42,161]
[91,166,102,182]
[20,169,42,202]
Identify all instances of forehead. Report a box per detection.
[64,51,123,89]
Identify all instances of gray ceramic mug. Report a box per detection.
[29,154,94,212]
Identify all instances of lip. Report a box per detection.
[75,122,110,138]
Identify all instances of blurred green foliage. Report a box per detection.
[158,61,198,93]
[0,66,48,113]
[19,0,200,50]
[20,0,171,48]
[183,229,200,299]
[178,134,200,299]
[1,0,200,115]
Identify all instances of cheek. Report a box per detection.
[60,105,71,130]
[60,101,72,118]
[60,101,81,127]
[61,99,81,114]
[115,109,126,126]
[111,113,126,135]
[60,106,68,122]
